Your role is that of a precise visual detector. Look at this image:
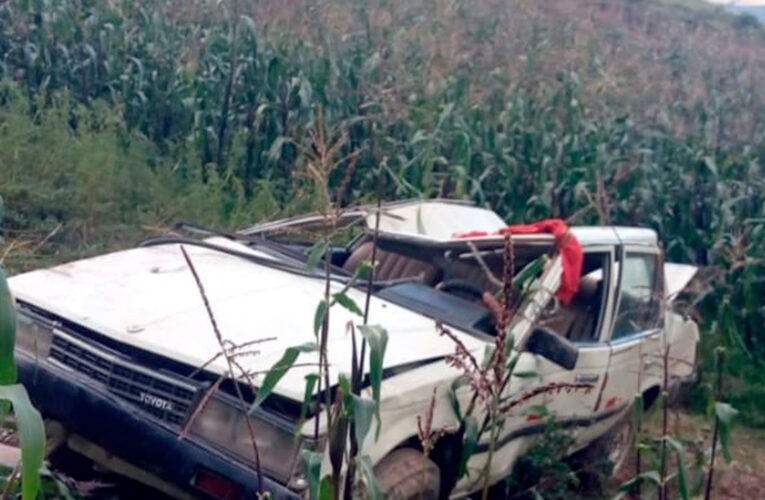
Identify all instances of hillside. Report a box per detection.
[712,0,765,21]
[1,0,764,424]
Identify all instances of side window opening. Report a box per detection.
[537,252,610,344]
[612,252,663,339]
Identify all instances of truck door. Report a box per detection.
[470,249,614,486]
[603,247,665,429]
[511,248,615,448]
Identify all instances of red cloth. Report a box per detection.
[454,219,582,304]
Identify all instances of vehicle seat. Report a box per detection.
[342,241,439,285]
[565,277,603,342]
[440,259,502,295]
[538,276,602,342]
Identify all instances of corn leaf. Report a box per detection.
[357,455,384,500]
[300,449,323,500]
[632,393,644,432]
[0,269,18,385]
[0,384,45,500]
[319,476,334,500]
[332,292,363,317]
[614,470,661,499]
[449,377,467,421]
[297,373,319,432]
[249,342,318,413]
[715,402,738,463]
[355,260,374,281]
[458,415,479,478]
[313,300,329,337]
[328,410,348,476]
[350,395,376,447]
[512,255,547,290]
[504,333,516,357]
[306,241,328,271]
[664,436,688,500]
[358,324,388,438]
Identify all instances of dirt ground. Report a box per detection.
[647,411,765,500]
[704,427,765,499]
[2,410,763,499]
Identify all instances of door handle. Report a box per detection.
[575,374,600,384]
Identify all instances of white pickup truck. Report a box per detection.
[10,200,698,499]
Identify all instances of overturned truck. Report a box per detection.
[10,200,699,499]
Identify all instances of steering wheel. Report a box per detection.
[438,279,485,301]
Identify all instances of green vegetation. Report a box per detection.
[0,0,764,424]
[0,269,45,500]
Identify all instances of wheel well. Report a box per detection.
[643,386,661,410]
[394,430,464,500]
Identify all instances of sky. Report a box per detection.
[707,1,765,5]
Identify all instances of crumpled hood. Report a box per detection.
[9,238,481,401]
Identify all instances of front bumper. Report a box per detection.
[17,352,300,500]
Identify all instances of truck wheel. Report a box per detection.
[375,448,440,500]
[574,409,635,482]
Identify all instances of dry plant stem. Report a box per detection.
[343,324,360,500]
[416,388,448,500]
[704,349,725,500]
[319,240,333,436]
[659,344,670,500]
[416,388,440,456]
[480,235,515,500]
[242,362,320,378]
[480,404,501,500]
[358,198,381,377]
[307,109,353,500]
[0,461,19,500]
[307,109,334,443]
[362,195,382,323]
[189,337,276,378]
[180,246,265,493]
[344,178,382,500]
[440,235,522,459]
[466,241,502,288]
[636,342,644,498]
[179,375,226,440]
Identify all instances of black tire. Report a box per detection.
[574,408,636,483]
[375,448,441,500]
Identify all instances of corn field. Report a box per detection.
[0,0,764,422]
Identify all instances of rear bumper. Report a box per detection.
[16,352,300,500]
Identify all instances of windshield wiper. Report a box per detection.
[172,221,313,266]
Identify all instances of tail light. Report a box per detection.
[192,468,243,500]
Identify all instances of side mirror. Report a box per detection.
[525,327,579,370]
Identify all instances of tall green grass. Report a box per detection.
[0,82,282,272]
[0,0,764,423]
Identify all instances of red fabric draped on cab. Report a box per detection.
[454,219,583,304]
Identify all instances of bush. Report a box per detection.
[497,421,610,500]
[0,83,257,273]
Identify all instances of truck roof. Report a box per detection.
[241,199,659,248]
[570,226,658,247]
[364,200,659,248]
